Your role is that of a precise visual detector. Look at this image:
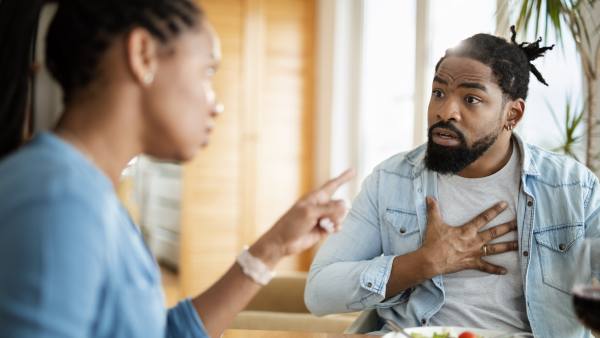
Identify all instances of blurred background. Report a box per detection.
[32,0,599,330]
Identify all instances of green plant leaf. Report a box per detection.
[547,99,565,137]
[545,95,584,161]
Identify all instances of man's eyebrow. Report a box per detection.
[433,76,448,85]
[459,82,487,92]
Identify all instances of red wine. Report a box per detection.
[572,285,600,331]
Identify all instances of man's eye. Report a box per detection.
[432,89,444,98]
[465,96,481,104]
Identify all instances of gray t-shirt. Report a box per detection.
[429,144,531,333]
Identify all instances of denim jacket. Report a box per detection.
[305,134,600,338]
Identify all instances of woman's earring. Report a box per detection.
[143,72,154,85]
[214,103,225,115]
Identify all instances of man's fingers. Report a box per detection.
[483,241,519,256]
[476,259,508,275]
[426,196,442,223]
[467,202,508,230]
[317,169,355,197]
[478,220,517,242]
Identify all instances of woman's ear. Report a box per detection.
[126,27,159,86]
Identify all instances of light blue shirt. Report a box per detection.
[0,133,208,338]
[305,134,600,338]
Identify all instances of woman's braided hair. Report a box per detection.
[46,0,203,101]
[0,0,203,158]
[435,25,555,100]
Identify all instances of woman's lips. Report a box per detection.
[206,120,215,133]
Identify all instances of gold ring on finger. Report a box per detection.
[481,244,488,256]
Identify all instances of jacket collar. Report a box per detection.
[514,133,540,177]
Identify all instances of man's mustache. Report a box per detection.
[428,121,466,144]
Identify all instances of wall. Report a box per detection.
[179,0,316,297]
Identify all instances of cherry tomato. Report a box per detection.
[458,332,477,338]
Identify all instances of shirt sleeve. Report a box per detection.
[584,174,600,238]
[0,192,106,337]
[166,299,209,338]
[305,169,410,316]
[583,173,600,280]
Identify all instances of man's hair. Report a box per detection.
[435,26,554,101]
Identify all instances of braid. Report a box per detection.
[510,25,554,86]
[0,0,203,158]
[0,0,44,158]
[435,25,555,100]
[46,0,203,102]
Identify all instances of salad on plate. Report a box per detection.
[383,326,503,338]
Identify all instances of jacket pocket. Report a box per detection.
[384,208,421,255]
[534,224,584,293]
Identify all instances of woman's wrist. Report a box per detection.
[236,246,276,285]
[248,233,285,269]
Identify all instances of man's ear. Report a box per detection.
[126,27,159,86]
[507,98,525,128]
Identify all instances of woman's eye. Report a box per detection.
[465,96,481,104]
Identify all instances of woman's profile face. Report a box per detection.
[142,22,222,161]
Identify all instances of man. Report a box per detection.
[305,28,599,338]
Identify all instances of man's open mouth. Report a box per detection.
[432,127,459,139]
[430,127,463,147]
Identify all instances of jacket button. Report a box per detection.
[400,227,407,234]
[421,319,427,325]
[367,282,373,288]
[559,243,566,251]
[523,250,529,257]
[527,200,533,207]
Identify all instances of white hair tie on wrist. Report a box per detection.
[236,246,276,286]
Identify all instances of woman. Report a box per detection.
[0,1,352,337]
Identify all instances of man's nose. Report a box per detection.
[436,99,460,122]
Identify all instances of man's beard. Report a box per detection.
[425,121,501,175]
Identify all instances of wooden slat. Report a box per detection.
[180,0,244,297]
[178,0,315,298]
[255,0,316,271]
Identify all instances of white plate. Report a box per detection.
[383,326,504,338]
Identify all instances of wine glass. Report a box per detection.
[572,238,600,333]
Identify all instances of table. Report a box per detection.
[223,329,369,338]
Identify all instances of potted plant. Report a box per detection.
[513,0,599,171]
